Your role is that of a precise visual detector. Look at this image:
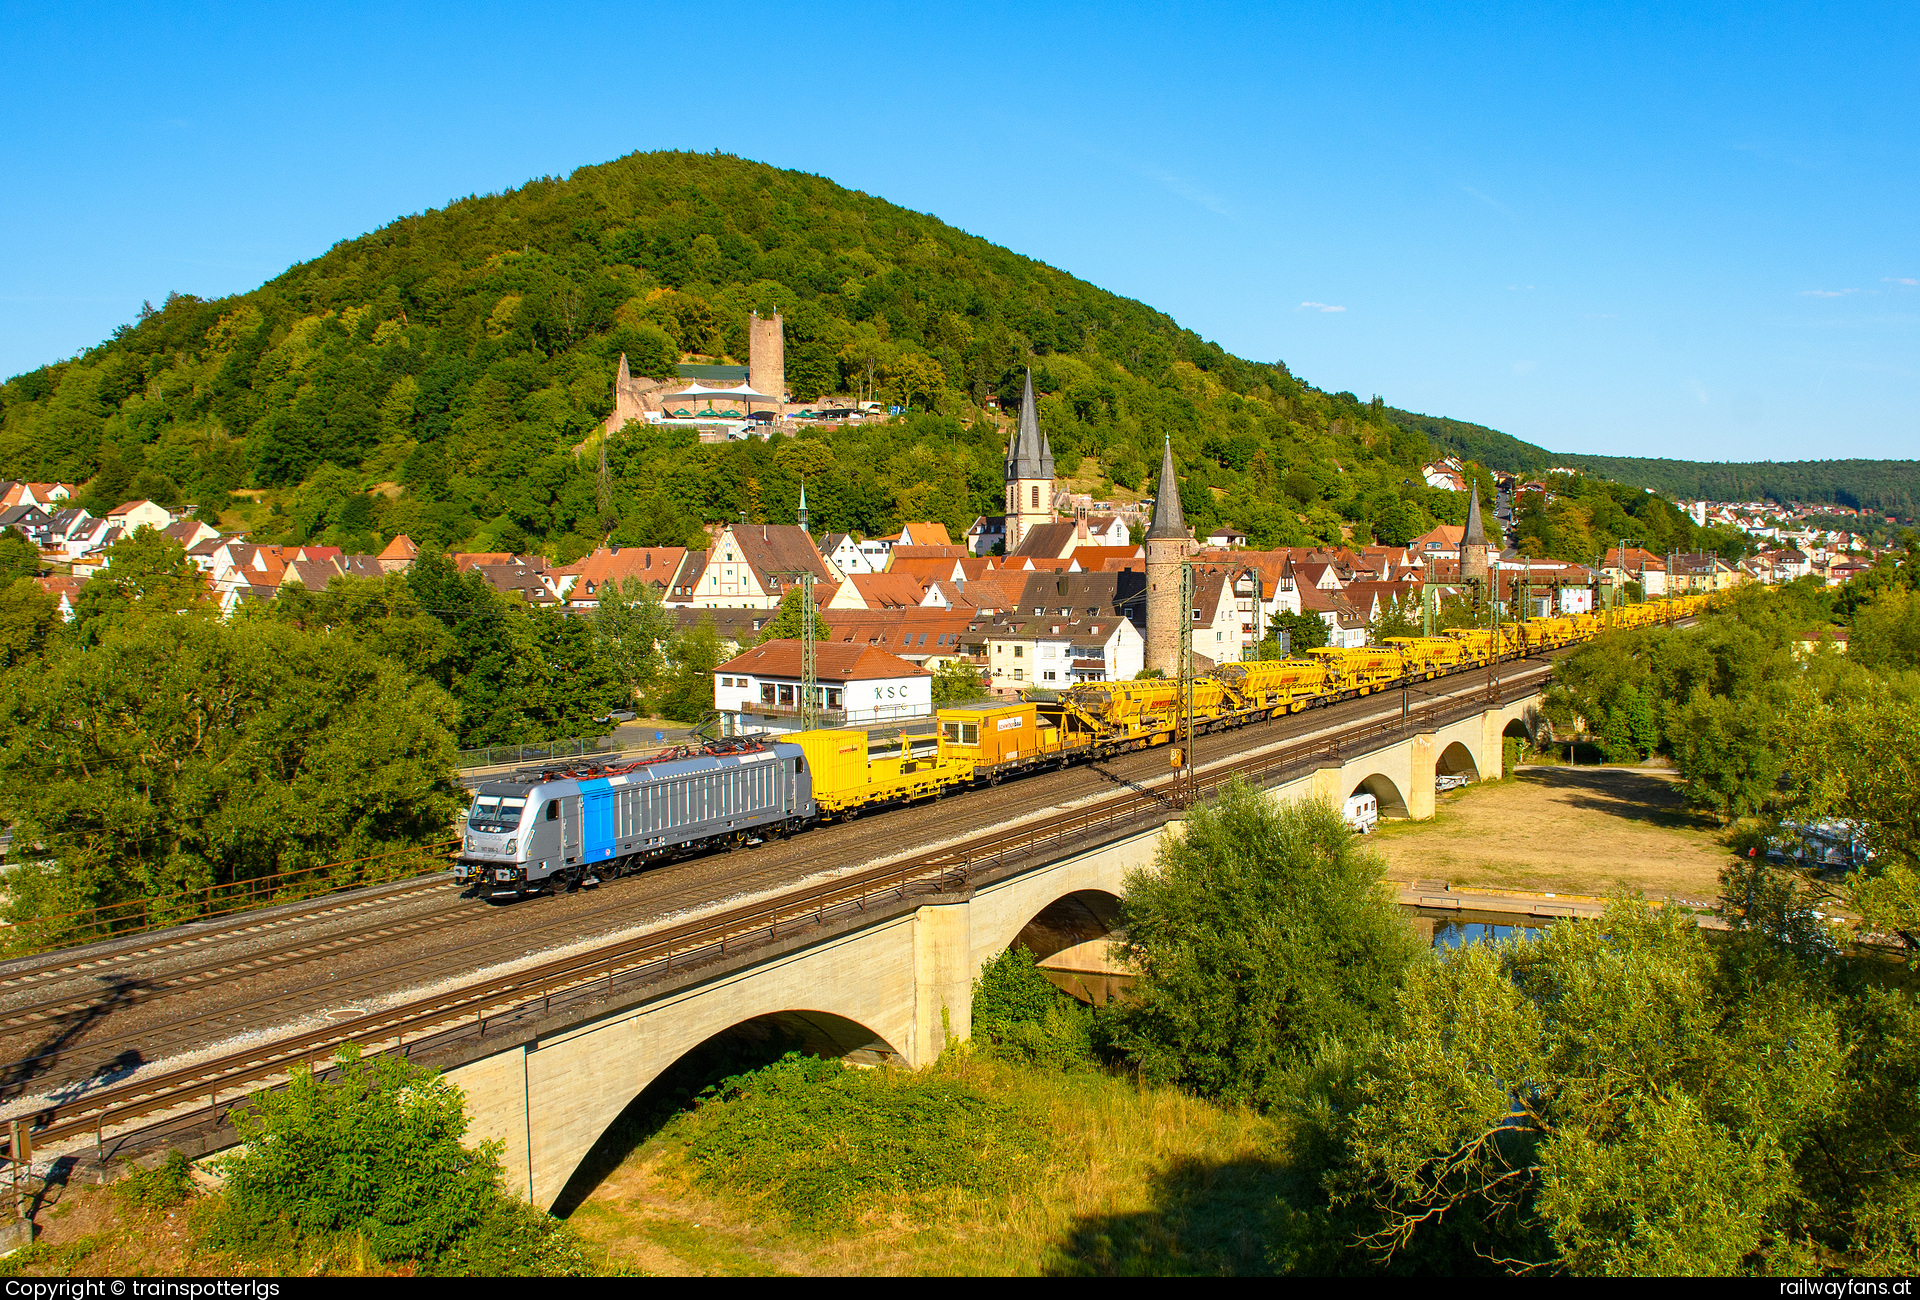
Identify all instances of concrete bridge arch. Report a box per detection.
[1350,772,1410,819]
[1437,740,1480,779]
[439,690,1550,1211]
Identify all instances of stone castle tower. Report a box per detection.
[1461,482,1490,592]
[1145,434,1193,677]
[604,311,787,434]
[1003,370,1055,552]
[604,352,655,436]
[749,310,785,410]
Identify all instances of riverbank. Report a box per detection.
[1369,764,1729,904]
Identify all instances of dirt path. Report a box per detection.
[1370,765,1730,904]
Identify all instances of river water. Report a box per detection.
[1408,908,1555,949]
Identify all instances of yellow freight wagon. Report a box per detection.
[1382,637,1469,678]
[935,700,1067,778]
[1303,646,1405,695]
[788,728,970,815]
[1066,678,1233,744]
[1212,658,1331,713]
[1518,617,1577,650]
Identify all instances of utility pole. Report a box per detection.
[1423,553,1437,636]
[773,567,820,732]
[596,428,614,531]
[1178,561,1196,805]
[800,570,817,732]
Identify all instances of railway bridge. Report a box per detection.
[435,688,1540,1209]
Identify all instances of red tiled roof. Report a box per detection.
[848,572,928,609]
[552,545,687,592]
[716,639,929,681]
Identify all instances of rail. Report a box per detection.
[5,664,1555,1154]
[0,842,459,957]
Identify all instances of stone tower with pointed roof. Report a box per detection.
[1004,370,1055,552]
[1461,483,1490,590]
[1145,434,1194,676]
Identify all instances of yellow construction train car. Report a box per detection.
[787,727,970,815]
[1304,646,1407,695]
[1212,658,1331,714]
[935,593,1712,806]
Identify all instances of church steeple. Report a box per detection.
[1464,482,1486,546]
[1143,434,1192,678]
[1005,369,1052,480]
[797,479,809,533]
[1003,368,1056,552]
[1146,435,1186,540]
[1462,482,1490,588]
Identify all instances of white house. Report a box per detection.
[984,617,1144,693]
[966,515,1007,556]
[712,640,932,736]
[680,523,834,610]
[820,533,875,576]
[105,499,174,534]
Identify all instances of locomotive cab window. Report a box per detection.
[545,800,560,821]
[468,795,526,832]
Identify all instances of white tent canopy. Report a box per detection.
[665,382,780,402]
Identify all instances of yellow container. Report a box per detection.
[790,726,974,812]
[789,729,875,806]
[936,701,1059,768]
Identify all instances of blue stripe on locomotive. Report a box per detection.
[541,744,813,870]
[578,777,618,863]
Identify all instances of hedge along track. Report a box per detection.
[0,653,1561,1105]
[7,659,1559,1158]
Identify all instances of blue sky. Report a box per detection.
[4,1,1916,461]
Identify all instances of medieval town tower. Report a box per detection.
[749,310,785,411]
[1003,370,1055,552]
[1145,434,1193,677]
[1461,482,1491,592]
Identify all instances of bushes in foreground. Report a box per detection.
[670,1052,1053,1232]
[199,1046,587,1275]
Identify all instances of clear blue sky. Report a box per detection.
[4,1,1916,461]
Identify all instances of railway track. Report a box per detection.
[0,872,464,993]
[3,658,1557,1156]
[0,657,1557,1101]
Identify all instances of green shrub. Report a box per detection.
[202,1045,584,1273]
[674,1053,1049,1231]
[1112,782,1426,1107]
[115,1149,193,1211]
[972,945,1096,1068]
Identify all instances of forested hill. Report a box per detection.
[1382,408,1554,475]
[1385,408,1920,519]
[1547,454,1920,518]
[0,149,1720,560]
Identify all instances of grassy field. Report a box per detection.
[567,1053,1301,1277]
[1372,764,1731,903]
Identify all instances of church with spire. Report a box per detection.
[1003,370,1056,553]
